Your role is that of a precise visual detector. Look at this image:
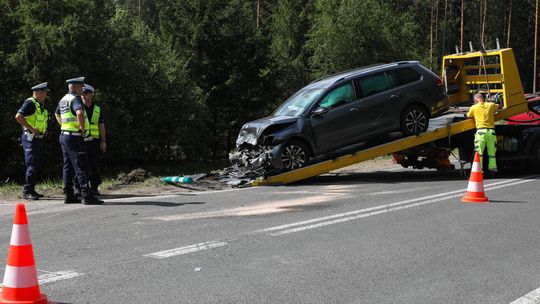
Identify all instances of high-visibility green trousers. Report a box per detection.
[474,128,497,171]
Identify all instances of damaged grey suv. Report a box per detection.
[230,62,449,175]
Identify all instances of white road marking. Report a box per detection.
[36,270,83,284]
[510,286,540,304]
[260,177,537,236]
[144,241,228,259]
[0,270,82,291]
[257,178,528,234]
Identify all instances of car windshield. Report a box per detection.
[273,86,325,117]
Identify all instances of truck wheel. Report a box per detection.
[281,140,310,171]
[401,105,429,136]
[534,142,540,172]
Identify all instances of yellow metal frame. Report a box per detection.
[252,48,528,186]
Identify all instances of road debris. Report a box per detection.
[116,168,151,185]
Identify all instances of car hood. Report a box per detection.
[236,116,299,146]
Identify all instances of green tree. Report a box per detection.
[306,0,421,76]
[156,0,275,156]
[268,0,313,103]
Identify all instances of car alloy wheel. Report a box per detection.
[401,105,429,136]
[281,140,309,170]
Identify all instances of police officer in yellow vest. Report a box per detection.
[466,92,500,173]
[55,77,103,205]
[80,84,106,196]
[15,82,49,200]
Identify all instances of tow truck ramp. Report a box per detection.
[252,48,529,186]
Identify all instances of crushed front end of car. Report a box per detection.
[225,117,301,183]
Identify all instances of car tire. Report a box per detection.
[281,140,310,171]
[401,105,429,136]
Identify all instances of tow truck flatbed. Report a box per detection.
[250,48,529,186]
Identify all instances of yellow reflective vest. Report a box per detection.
[88,105,101,138]
[25,98,48,134]
[59,94,89,132]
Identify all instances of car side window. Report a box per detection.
[386,72,398,89]
[394,68,422,85]
[318,82,356,109]
[356,73,390,98]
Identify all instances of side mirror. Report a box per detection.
[312,106,329,117]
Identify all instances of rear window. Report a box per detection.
[394,68,421,85]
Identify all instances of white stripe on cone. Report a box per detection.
[471,160,482,172]
[2,265,39,288]
[10,224,32,246]
[467,181,485,193]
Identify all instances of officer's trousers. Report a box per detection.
[60,133,90,197]
[21,133,42,194]
[474,128,497,171]
[86,139,102,190]
[74,139,102,191]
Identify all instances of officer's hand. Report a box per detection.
[31,127,40,135]
[100,141,107,153]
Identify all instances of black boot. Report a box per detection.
[64,194,82,204]
[82,195,104,205]
[23,192,40,200]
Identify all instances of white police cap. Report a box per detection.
[66,77,85,84]
[31,82,49,91]
[83,84,95,93]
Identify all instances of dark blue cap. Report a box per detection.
[31,82,49,91]
[66,77,85,84]
[82,84,95,93]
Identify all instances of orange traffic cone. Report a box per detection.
[462,152,489,203]
[0,203,47,304]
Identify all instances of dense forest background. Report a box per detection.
[1,0,538,181]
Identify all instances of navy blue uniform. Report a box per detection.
[56,92,91,198]
[74,103,105,193]
[85,103,104,191]
[18,99,44,195]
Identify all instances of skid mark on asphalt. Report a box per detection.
[0,270,83,291]
[144,241,228,259]
[257,177,538,236]
[149,193,347,221]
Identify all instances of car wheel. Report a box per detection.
[281,140,310,171]
[401,105,429,136]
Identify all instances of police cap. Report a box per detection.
[66,77,85,84]
[31,82,49,91]
[82,84,95,94]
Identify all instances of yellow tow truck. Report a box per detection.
[251,47,536,186]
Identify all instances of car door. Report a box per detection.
[353,72,400,139]
[309,81,362,154]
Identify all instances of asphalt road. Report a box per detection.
[0,168,539,304]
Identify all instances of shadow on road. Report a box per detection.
[100,192,197,199]
[104,201,205,207]
[292,169,538,186]
[489,200,530,204]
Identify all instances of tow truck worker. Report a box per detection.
[466,92,499,173]
[15,82,49,200]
